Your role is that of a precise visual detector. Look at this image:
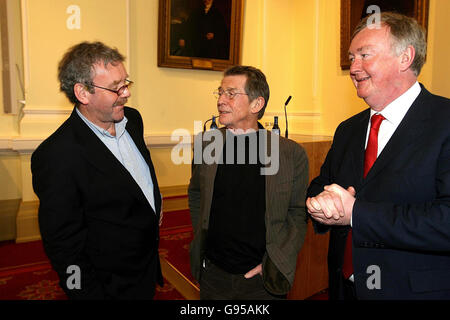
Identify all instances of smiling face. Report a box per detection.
[217,75,262,131]
[81,61,130,131]
[349,25,409,111]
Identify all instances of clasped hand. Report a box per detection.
[306,184,356,226]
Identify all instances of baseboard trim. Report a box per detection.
[160,185,188,212]
[162,196,188,212]
[160,185,188,198]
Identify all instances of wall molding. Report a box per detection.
[0,137,42,153]
[264,111,321,118]
[22,106,73,115]
[0,131,333,153]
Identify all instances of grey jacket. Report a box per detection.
[188,127,309,295]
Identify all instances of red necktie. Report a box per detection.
[342,114,385,279]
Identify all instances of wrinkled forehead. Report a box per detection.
[220,74,248,90]
[349,25,394,52]
[91,61,127,82]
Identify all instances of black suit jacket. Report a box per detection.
[31,107,163,299]
[308,85,450,299]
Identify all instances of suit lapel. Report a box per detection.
[70,108,154,211]
[125,115,161,214]
[201,129,222,229]
[362,87,431,186]
[350,110,371,188]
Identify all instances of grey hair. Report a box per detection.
[58,41,125,104]
[224,65,270,119]
[352,12,427,76]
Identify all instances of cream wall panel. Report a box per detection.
[0,199,20,241]
[238,0,321,135]
[314,0,364,135]
[256,0,299,112]
[0,153,22,200]
[0,114,19,135]
[23,0,128,109]
[240,0,265,67]
[18,153,35,202]
[149,147,192,188]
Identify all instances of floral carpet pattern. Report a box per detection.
[0,209,193,300]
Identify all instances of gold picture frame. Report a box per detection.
[158,0,243,71]
[340,0,429,70]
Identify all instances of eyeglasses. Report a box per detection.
[90,79,133,96]
[213,89,248,100]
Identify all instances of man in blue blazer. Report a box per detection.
[31,42,163,299]
[307,13,450,299]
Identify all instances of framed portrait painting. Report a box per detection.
[340,0,429,69]
[158,0,243,71]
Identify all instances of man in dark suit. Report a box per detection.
[307,12,450,299]
[189,66,309,299]
[31,41,163,299]
[183,0,230,59]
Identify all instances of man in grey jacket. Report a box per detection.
[188,65,309,299]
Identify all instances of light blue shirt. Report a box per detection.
[76,108,156,212]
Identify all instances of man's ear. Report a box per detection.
[74,83,90,105]
[399,45,415,72]
[251,97,265,115]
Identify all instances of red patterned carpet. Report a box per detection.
[0,209,193,300]
[159,209,196,285]
[1,209,328,300]
[0,240,67,300]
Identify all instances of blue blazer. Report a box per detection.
[32,107,163,299]
[308,85,450,299]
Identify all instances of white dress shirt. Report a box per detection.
[76,108,156,212]
[365,81,421,155]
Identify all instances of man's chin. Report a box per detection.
[218,117,227,126]
[113,115,125,123]
[113,107,125,122]
[356,88,370,99]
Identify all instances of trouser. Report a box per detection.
[199,258,286,300]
